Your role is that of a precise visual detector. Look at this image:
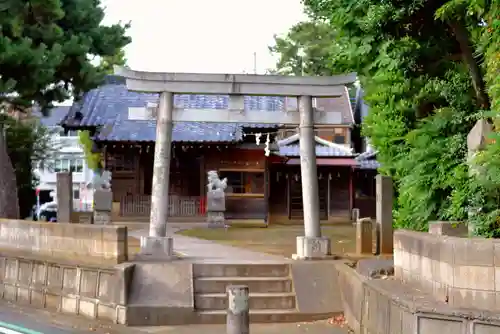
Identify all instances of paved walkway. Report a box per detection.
[0,300,350,334]
[128,223,289,262]
[136,322,350,334]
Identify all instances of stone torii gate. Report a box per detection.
[115,66,356,260]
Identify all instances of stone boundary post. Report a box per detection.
[226,285,249,334]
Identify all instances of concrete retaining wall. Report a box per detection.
[394,229,500,310]
[0,219,127,266]
[335,262,500,334]
[0,256,134,324]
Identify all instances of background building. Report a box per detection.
[34,106,94,210]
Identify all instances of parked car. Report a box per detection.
[34,202,58,222]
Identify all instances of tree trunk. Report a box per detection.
[449,21,490,110]
[0,122,20,219]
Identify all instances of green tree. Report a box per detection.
[268,20,338,76]
[98,48,127,75]
[302,0,498,235]
[1,114,55,218]
[0,0,130,218]
[78,130,103,172]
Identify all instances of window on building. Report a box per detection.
[315,127,348,144]
[53,158,84,173]
[333,127,346,144]
[59,129,79,137]
[219,171,265,194]
[334,134,345,144]
[73,189,80,200]
[70,159,84,173]
[54,159,69,172]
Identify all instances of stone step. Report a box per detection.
[194,292,296,310]
[193,263,290,278]
[196,309,336,324]
[194,276,293,294]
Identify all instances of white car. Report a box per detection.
[37,202,58,222]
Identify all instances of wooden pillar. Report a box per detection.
[102,145,107,169]
[135,146,141,193]
[199,154,205,197]
[286,172,291,220]
[349,167,354,213]
[264,159,269,226]
[326,171,331,218]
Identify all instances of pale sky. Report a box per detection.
[101,0,307,74]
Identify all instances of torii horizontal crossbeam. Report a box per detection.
[114,66,356,97]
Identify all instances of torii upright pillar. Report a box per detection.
[139,92,175,260]
[293,96,331,259]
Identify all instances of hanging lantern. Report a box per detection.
[319,173,323,180]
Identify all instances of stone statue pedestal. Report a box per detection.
[207,189,226,228]
[93,189,112,225]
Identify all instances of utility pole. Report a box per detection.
[253,52,257,74]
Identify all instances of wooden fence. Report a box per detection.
[119,194,205,217]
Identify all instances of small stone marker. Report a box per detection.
[56,172,73,223]
[428,221,468,237]
[93,189,112,225]
[226,285,249,334]
[92,171,113,225]
[376,175,393,254]
[352,208,360,223]
[467,119,493,154]
[356,218,373,255]
[466,119,493,235]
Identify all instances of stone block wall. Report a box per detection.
[394,229,500,310]
[335,262,500,334]
[0,219,127,266]
[0,256,135,324]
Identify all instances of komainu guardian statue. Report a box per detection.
[206,170,227,228]
[207,170,227,192]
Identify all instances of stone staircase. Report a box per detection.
[125,261,340,326]
[193,263,313,323]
